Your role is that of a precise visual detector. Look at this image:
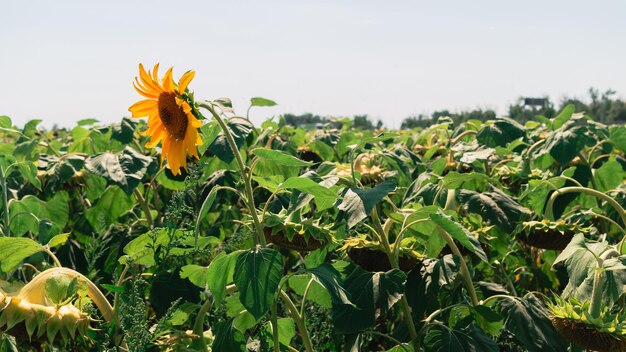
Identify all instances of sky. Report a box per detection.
[1,0,625,129]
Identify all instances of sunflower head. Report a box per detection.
[129,64,203,175]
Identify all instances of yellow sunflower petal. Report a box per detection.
[178,70,195,95]
[161,135,172,164]
[145,127,165,148]
[168,141,181,175]
[133,80,159,99]
[162,67,174,93]
[129,99,157,117]
[139,64,162,93]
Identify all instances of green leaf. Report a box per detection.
[459,148,495,164]
[430,212,488,263]
[0,237,44,272]
[282,176,337,211]
[110,118,136,144]
[498,294,568,352]
[85,146,153,194]
[0,116,11,129]
[476,118,525,147]
[47,233,70,248]
[552,104,575,130]
[101,284,125,293]
[458,188,531,232]
[179,265,209,288]
[206,251,241,305]
[338,180,397,228]
[595,158,623,192]
[9,191,69,237]
[121,228,192,267]
[264,317,295,347]
[539,118,595,165]
[45,154,85,192]
[332,267,406,334]
[233,246,283,320]
[44,275,72,305]
[553,236,623,305]
[308,263,352,306]
[609,126,626,153]
[250,97,278,107]
[212,318,245,352]
[16,162,41,190]
[252,148,312,167]
[208,117,255,163]
[86,186,133,234]
[471,305,503,336]
[424,325,499,352]
[288,274,332,308]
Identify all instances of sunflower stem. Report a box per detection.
[371,208,420,351]
[0,165,10,236]
[280,290,314,352]
[190,295,213,351]
[436,226,479,306]
[134,189,153,228]
[199,102,266,247]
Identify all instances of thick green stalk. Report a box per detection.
[198,102,266,246]
[371,209,419,351]
[436,226,479,306]
[280,290,314,352]
[545,186,626,252]
[588,269,603,318]
[271,300,280,352]
[134,189,153,228]
[190,297,213,351]
[0,165,10,236]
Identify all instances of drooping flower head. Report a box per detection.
[129,64,203,175]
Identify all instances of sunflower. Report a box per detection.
[129,64,203,175]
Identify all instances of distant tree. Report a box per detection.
[353,115,375,130]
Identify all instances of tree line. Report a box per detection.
[282,88,626,130]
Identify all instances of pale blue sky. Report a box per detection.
[1,1,625,129]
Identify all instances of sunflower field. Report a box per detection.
[0,65,626,352]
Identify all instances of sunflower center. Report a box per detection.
[157,92,188,140]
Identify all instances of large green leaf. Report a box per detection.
[85,186,133,234]
[288,274,332,308]
[233,246,283,320]
[476,118,525,147]
[498,294,568,352]
[9,191,69,237]
[44,154,85,192]
[252,148,312,167]
[212,318,246,352]
[121,228,199,267]
[424,325,498,352]
[609,126,626,153]
[205,251,241,305]
[338,180,397,228]
[539,118,595,165]
[430,211,488,263]
[85,146,152,194]
[308,263,352,306]
[0,237,45,272]
[458,188,531,232]
[282,176,337,211]
[208,117,255,163]
[552,104,575,130]
[553,235,624,305]
[332,267,406,334]
[595,158,623,192]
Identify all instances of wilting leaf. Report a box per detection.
[85,146,152,194]
[338,180,396,228]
